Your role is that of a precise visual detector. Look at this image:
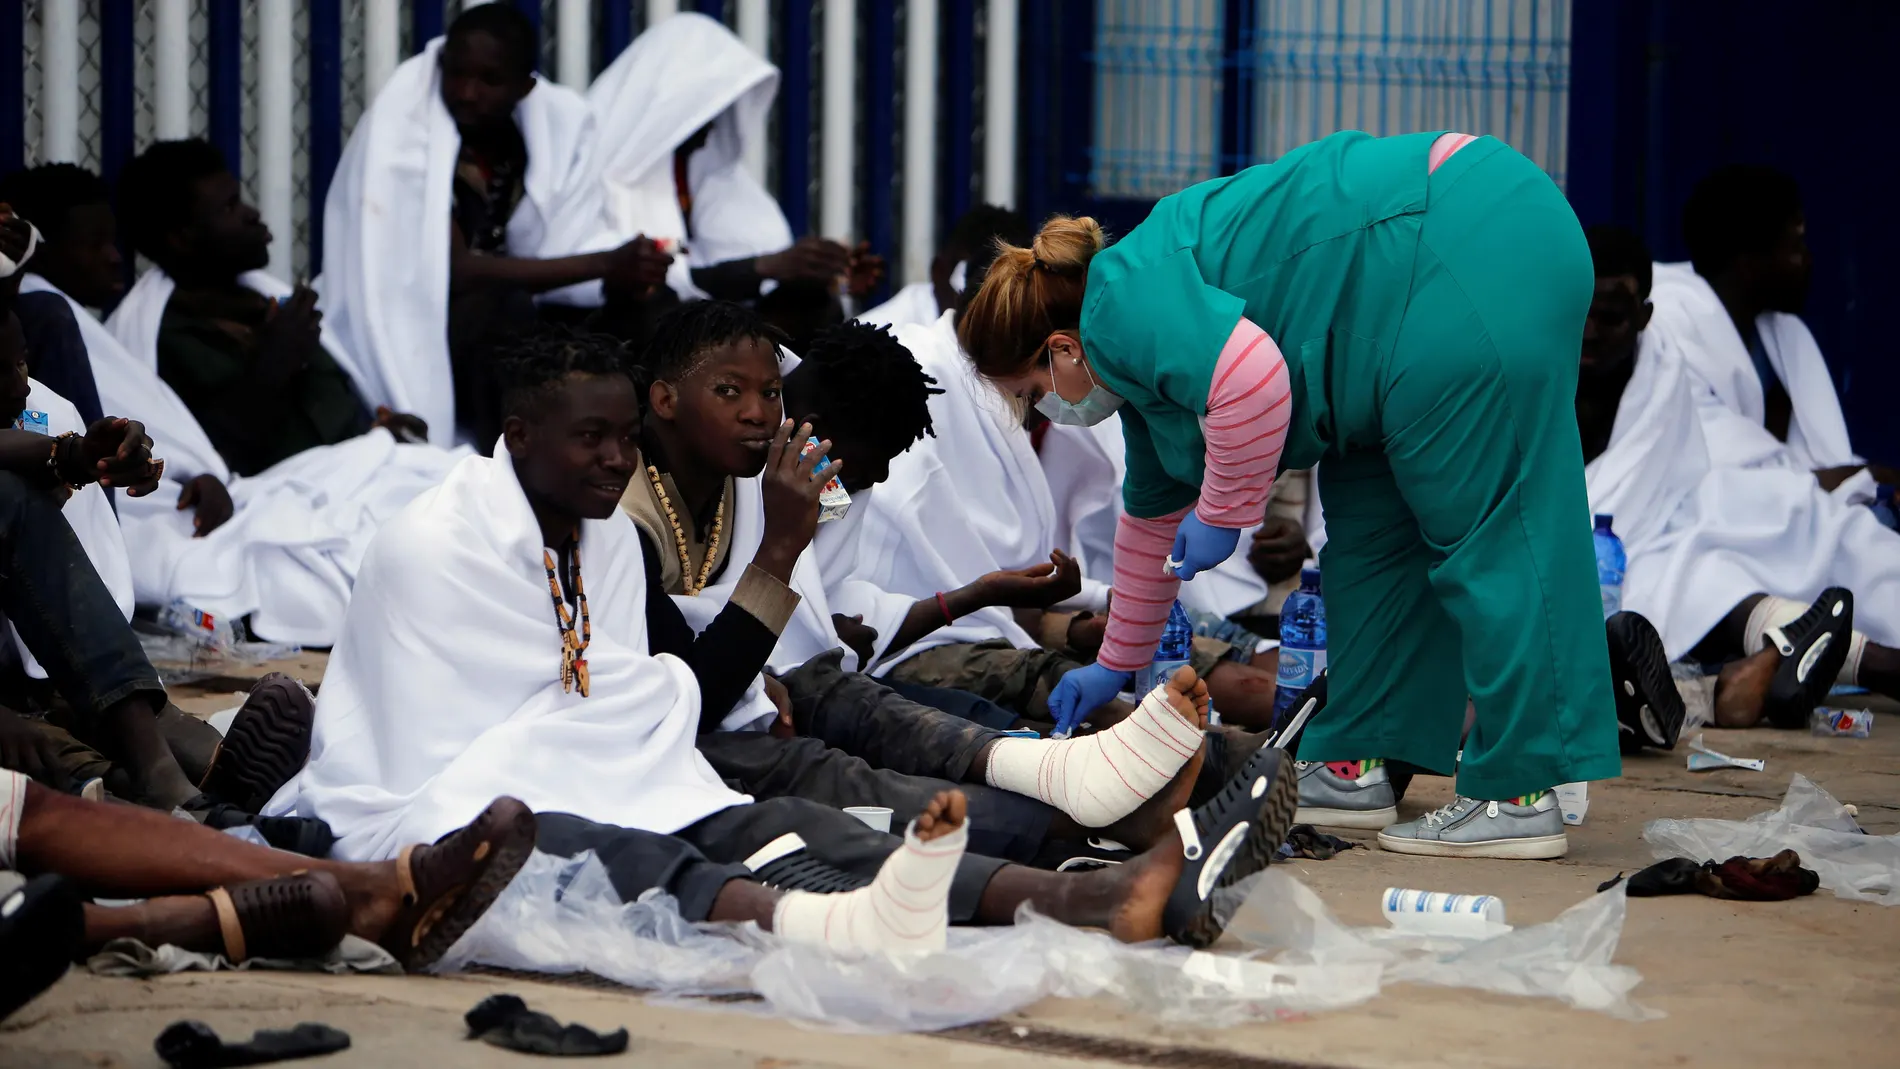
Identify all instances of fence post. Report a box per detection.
[557,0,591,86]
[983,0,1017,207]
[820,0,856,241]
[778,0,812,236]
[365,0,401,100]
[1217,0,1252,174]
[208,0,242,179]
[39,0,79,164]
[309,0,343,274]
[736,0,769,182]
[412,0,443,51]
[100,0,136,188]
[864,0,895,296]
[942,0,975,234]
[902,0,939,284]
[258,0,294,280]
[154,0,191,139]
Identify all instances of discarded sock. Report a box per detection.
[772,819,966,955]
[1279,824,1360,861]
[1598,849,1820,901]
[155,1020,350,1068]
[984,682,1202,827]
[464,994,629,1057]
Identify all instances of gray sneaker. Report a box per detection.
[1376,792,1568,859]
[1294,760,1398,829]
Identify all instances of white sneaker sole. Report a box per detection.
[1375,831,1569,860]
[1295,804,1398,830]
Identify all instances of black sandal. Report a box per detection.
[1763,589,1854,729]
[0,874,83,1022]
[199,673,318,813]
[1162,746,1298,948]
[204,871,349,963]
[1606,611,1685,752]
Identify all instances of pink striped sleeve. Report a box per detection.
[1097,506,1190,672]
[1197,318,1290,527]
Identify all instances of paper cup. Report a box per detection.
[844,806,894,833]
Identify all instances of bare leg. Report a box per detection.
[103,695,199,810]
[1859,643,1900,701]
[1204,660,1280,730]
[1713,648,1777,728]
[81,897,221,955]
[974,826,1187,941]
[706,879,785,930]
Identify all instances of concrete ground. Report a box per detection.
[4,656,1896,1069]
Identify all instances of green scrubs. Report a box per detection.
[1082,132,1618,799]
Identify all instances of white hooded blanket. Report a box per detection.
[1584,328,1900,657]
[1648,262,1870,500]
[583,12,792,299]
[7,379,134,679]
[845,312,1121,671]
[320,38,616,442]
[88,268,465,646]
[264,450,747,861]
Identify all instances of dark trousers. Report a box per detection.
[535,796,1009,925]
[0,472,165,737]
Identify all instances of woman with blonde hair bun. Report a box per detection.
[960,131,1620,861]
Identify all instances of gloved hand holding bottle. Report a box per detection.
[1167,511,1243,579]
[1047,663,1131,738]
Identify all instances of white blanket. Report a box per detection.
[7,379,134,679]
[1585,329,1900,657]
[1649,262,1867,490]
[857,282,941,332]
[86,268,465,646]
[264,451,747,861]
[844,312,1121,670]
[320,38,615,442]
[584,12,792,299]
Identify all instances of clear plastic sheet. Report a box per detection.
[1644,774,1900,905]
[440,853,1653,1031]
[136,631,300,685]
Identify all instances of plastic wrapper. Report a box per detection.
[136,630,300,686]
[440,853,1652,1032]
[1644,774,1900,905]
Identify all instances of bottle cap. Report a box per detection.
[1300,566,1321,587]
[1593,513,1614,530]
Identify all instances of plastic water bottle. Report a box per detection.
[158,598,239,650]
[1273,568,1326,723]
[1136,601,1220,725]
[1593,514,1626,619]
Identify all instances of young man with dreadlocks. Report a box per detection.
[270,322,1299,951]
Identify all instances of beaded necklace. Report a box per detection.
[541,537,591,697]
[645,465,724,595]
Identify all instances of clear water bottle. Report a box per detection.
[1593,514,1626,619]
[1273,568,1326,722]
[158,598,239,650]
[1136,601,1219,725]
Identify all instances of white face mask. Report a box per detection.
[1034,358,1124,427]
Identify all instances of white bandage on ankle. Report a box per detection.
[770,820,965,956]
[983,683,1202,828]
[1743,594,1864,685]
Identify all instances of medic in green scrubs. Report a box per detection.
[959,131,1620,860]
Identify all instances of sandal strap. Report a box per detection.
[1764,624,1796,658]
[396,844,420,904]
[1173,808,1203,861]
[205,886,246,962]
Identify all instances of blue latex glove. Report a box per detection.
[1168,512,1243,580]
[1048,663,1132,738]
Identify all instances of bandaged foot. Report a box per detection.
[984,665,1207,828]
[772,790,967,956]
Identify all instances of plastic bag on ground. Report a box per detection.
[440,852,1651,1031]
[1643,774,1900,905]
[1225,870,1658,1021]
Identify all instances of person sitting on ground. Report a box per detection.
[849,243,1285,729]
[0,175,109,424]
[858,203,1029,332]
[110,139,428,477]
[1580,225,1898,731]
[0,775,532,1020]
[265,316,1298,957]
[1650,165,1898,507]
[322,3,668,449]
[583,12,882,331]
[9,159,462,647]
[610,314,1217,867]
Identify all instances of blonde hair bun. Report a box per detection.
[1029,215,1106,275]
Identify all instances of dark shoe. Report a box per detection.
[198,673,317,813]
[1161,747,1298,948]
[382,797,536,972]
[1606,611,1685,752]
[0,875,83,1021]
[1762,589,1854,729]
[204,871,350,963]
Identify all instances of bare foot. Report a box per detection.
[1104,823,1189,943]
[1103,667,1210,849]
[1714,648,1778,728]
[912,788,968,842]
[333,859,404,942]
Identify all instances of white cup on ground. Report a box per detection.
[843,806,894,833]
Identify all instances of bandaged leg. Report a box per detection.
[981,680,1203,828]
[1743,595,1867,685]
[768,821,966,956]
